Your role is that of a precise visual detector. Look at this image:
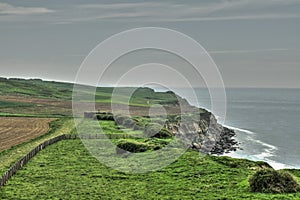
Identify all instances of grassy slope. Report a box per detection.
[0,78,185,117]
[0,77,300,199]
[0,140,299,200]
[0,78,73,100]
[0,78,181,172]
[0,118,299,199]
[0,78,180,106]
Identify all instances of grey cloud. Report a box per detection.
[208,48,290,54]
[63,0,300,23]
[0,2,54,15]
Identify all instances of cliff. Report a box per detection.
[167,111,238,155]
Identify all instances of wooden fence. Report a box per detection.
[0,133,136,188]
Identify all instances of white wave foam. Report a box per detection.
[224,125,255,135]
[264,159,296,170]
[249,139,292,169]
[223,125,297,170]
[225,152,295,170]
[238,133,279,166]
[224,124,277,154]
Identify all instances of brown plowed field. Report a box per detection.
[0,117,55,151]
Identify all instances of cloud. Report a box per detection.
[73,1,246,21]
[2,1,300,23]
[78,2,161,10]
[66,0,300,23]
[0,2,54,15]
[208,48,291,54]
[169,14,300,22]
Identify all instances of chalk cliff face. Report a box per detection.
[167,111,238,155]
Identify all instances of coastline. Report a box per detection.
[187,101,300,170]
[223,124,299,170]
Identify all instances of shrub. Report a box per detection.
[133,124,142,130]
[105,115,114,121]
[123,118,136,128]
[95,114,114,121]
[249,169,299,193]
[114,115,129,124]
[143,124,172,138]
[174,115,181,122]
[151,119,166,125]
[167,115,180,123]
[144,123,162,137]
[153,128,172,138]
[114,115,137,128]
[135,119,149,128]
[116,140,154,153]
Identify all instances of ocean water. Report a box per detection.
[177,88,300,170]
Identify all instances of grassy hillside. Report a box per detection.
[0,117,299,199]
[0,77,299,199]
[0,78,74,100]
[0,77,189,117]
[1,139,300,199]
[0,77,181,106]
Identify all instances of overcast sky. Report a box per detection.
[0,0,299,88]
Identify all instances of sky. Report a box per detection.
[0,0,300,88]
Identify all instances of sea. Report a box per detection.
[175,88,300,170]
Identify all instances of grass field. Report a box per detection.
[0,118,299,199]
[1,139,300,199]
[79,120,144,135]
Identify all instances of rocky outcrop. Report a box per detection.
[167,111,238,155]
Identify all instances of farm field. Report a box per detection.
[0,118,74,175]
[0,117,55,151]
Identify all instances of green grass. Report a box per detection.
[75,119,144,136]
[1,117,299,199]
[0,78,180,107]
[2,78,300,199]
[0,118,75,175]
[0,78,73,100]
[1,140,299,199]
[0,112,70,118]
[0,100,35,109]
[0,78,194,118]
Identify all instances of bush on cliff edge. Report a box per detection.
[249,169,299,193]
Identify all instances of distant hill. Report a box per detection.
[0,77,182,105]
[0,77,74,100]
[0,77,192,117]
